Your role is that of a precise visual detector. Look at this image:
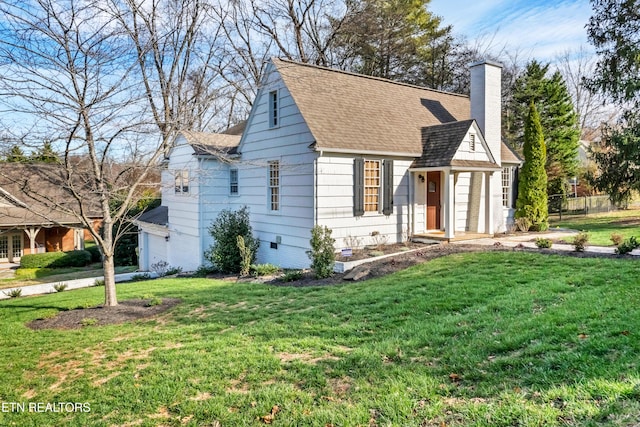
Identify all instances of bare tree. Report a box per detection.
[0,0,165,306]
[555,47,616,136]
[103,0,229,144]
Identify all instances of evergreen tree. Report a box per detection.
[32,141,59,163]
[586,0,640,205]
[505,60,580,197]
[5,145,27,162]
[516,102,548,231]
[334,0,453,87]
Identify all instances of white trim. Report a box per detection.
[315,147,421,157]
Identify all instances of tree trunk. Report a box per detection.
[103,253,118,306]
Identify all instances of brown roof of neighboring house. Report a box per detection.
[0,163,102,228]
[180,131,241,156]
[273,58,470,156]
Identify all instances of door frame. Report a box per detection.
[426,171,442,230]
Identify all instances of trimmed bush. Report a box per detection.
[205,207,259,274]
[535,238,553,248]
[307,225,335,279]
[572,232,590,252]
[85,245,102,262]
[616,236,640,255]
[20,250,92,269]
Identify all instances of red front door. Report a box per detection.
[426,172,441,230]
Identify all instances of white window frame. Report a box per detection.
[502,167,512,208]
[175,170,189,195]
[229,168,239,195]
[268,161,280,211]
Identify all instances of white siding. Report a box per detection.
[234,67,316,268]
[317,154,413,250]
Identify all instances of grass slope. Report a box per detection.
[551,209,640,246]
[1,252,639,426]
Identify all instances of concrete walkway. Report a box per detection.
[0,271,157,300]
[452,228,640,256]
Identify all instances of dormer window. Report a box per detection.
[470,134,476,151]
[269,90,279,128]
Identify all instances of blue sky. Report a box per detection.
[430,0,593,63]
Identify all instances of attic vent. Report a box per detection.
[470,134,476,151]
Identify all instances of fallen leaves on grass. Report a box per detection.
[259,405,280,424]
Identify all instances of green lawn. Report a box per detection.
[0,265,137,290]
[551,208,640,246]
[1,252,640,426]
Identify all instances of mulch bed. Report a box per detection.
[28,298,181,330]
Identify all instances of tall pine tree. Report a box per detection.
[505,61,580,198]
[516,102,548,231]
[586,0,640,205]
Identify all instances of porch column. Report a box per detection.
[444,170,455,239]
[484,171,493,235]
[23,227,40,254]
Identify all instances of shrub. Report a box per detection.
[237,236,253,276]
[3,288,22,298]
[193,265,218,277]
[610,233,624,246]
[20,250,92,269]
[53,283,68,292]
[250,263,280,276]
[165,266,182,276]
[615,236,640,255]
[81,318,98,327]
[572,232,590,252]
[307,225,335,279]
[94,278,105,287]
[281,270,303,282]
[85,245,102,263]
[130,273,152,282]
[515,217,532,232]
[205,207,259,274]
[146,297,163,307]
[535,238,553,248]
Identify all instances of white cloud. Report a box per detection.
[430,0,594,63]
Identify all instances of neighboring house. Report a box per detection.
[0,163,101,263]
[137,58,522,271]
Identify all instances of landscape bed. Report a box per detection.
[0,251,639,426]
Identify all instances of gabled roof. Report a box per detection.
[413,120,499,169]
[179,131,241,156]
[272,58,470,156]
[501,142,523,164]
[0,163,102,228]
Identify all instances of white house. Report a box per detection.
[136,58,521,271]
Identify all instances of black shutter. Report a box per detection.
[354,158,364,216]
[382,159,394,215]
[512,167,519,208]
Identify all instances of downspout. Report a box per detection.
[198,157,204,267]
[314,152,320,226]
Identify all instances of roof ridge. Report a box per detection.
[273,58,469,99]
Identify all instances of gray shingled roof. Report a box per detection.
[137,205,168,226]
[273,59,470,156]
[412,120,500,169]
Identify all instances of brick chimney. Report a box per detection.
[469,60,502,166]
